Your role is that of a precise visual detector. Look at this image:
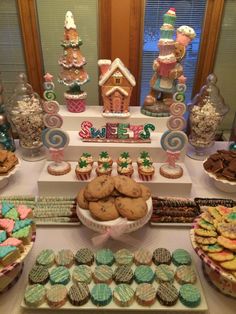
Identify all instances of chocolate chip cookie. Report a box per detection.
[115,197,147,220]
[89,197,119,221]
[113,175,141,198]
[84,175,114,201]
[76,188,89,209]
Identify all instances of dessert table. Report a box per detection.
[0,143,236,314]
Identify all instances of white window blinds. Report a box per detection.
[140,0,207,106]
[214,0,236,134]
[36,0,99,106]
[0,0,26,100]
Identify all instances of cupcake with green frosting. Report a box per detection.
[98,151,113,166]
[96,162,112,176]
[117,161,134,178]
[75,160,92,181]
[79,152,93,166]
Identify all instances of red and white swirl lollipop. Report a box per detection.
[43,100,60,114]
[43,113,63,128]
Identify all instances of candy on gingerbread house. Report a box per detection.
[98,58,136,117]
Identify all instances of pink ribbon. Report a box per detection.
[49,147,64,163]
[166,150,180,168]
[92,219,140,247]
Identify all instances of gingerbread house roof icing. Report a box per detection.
[98,58,136,87]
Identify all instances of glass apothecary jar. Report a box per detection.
[6,73,46,161]
[187,74,229,160]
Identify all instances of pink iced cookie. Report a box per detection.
[0,237,23,250]
[0,218,15,234]
[17,205,33,219]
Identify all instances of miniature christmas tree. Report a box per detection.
[58,11,89,113]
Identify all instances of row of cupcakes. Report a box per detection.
[75,151,155,181]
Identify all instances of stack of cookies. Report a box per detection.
[0,150,18,176]
[76,175,151,221]
[203,150,236,182]
[0,201,35,267]
[193,205,236,278]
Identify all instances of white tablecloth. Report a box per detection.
[0,143,236,314]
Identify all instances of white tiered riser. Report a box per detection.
[52,131,186,162]
[60,105,169,132]
[38,162,192,198]
[38,106,192,197]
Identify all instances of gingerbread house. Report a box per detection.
[98,58,136,117]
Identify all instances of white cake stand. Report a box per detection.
[77,197,153,234]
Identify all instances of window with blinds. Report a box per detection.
[0,0,26,100]
[214,0,236,136]
[140,0,206,106]
[36,0,99,106]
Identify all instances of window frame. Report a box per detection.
[17,0,224,103]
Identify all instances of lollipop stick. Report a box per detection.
[49,147,64,165]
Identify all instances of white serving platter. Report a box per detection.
[21,250,208,312]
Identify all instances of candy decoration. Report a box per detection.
[49,147,64,163]
[140,124,155,140]
[170,102,186,116]
[117,123,129,139]
[43,114,63,128]
[90,127,106,138]
[166,151,180,168]
[42,128,70,149]
[176,83,186,93]
[106,123,118,139]
[173,91,185,103]
[43,90,56,101]
[79,121,93,139]
[167,116,186,131]
[129,125,144,139]
[161,130,188,152]
[43,100,60,114]
[43,81,55,91]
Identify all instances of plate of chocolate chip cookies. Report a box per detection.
[76,175,152,233]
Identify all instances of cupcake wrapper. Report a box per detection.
[76,172,91,181]
[138,172,153,181]
[117,170,133,178]
[96,169,112,177]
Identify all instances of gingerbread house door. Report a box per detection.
[111,91,124,112]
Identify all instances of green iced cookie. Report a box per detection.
[96,249,114,266]
[91,283,112,306]
[179,284,201,308]
[36,249,55,267]
[113,284,134,307]
[4,208,19,221]
[134,265,155,284]
[50,266,70,285]
[172,249,192,266]
[24,284,46,307]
